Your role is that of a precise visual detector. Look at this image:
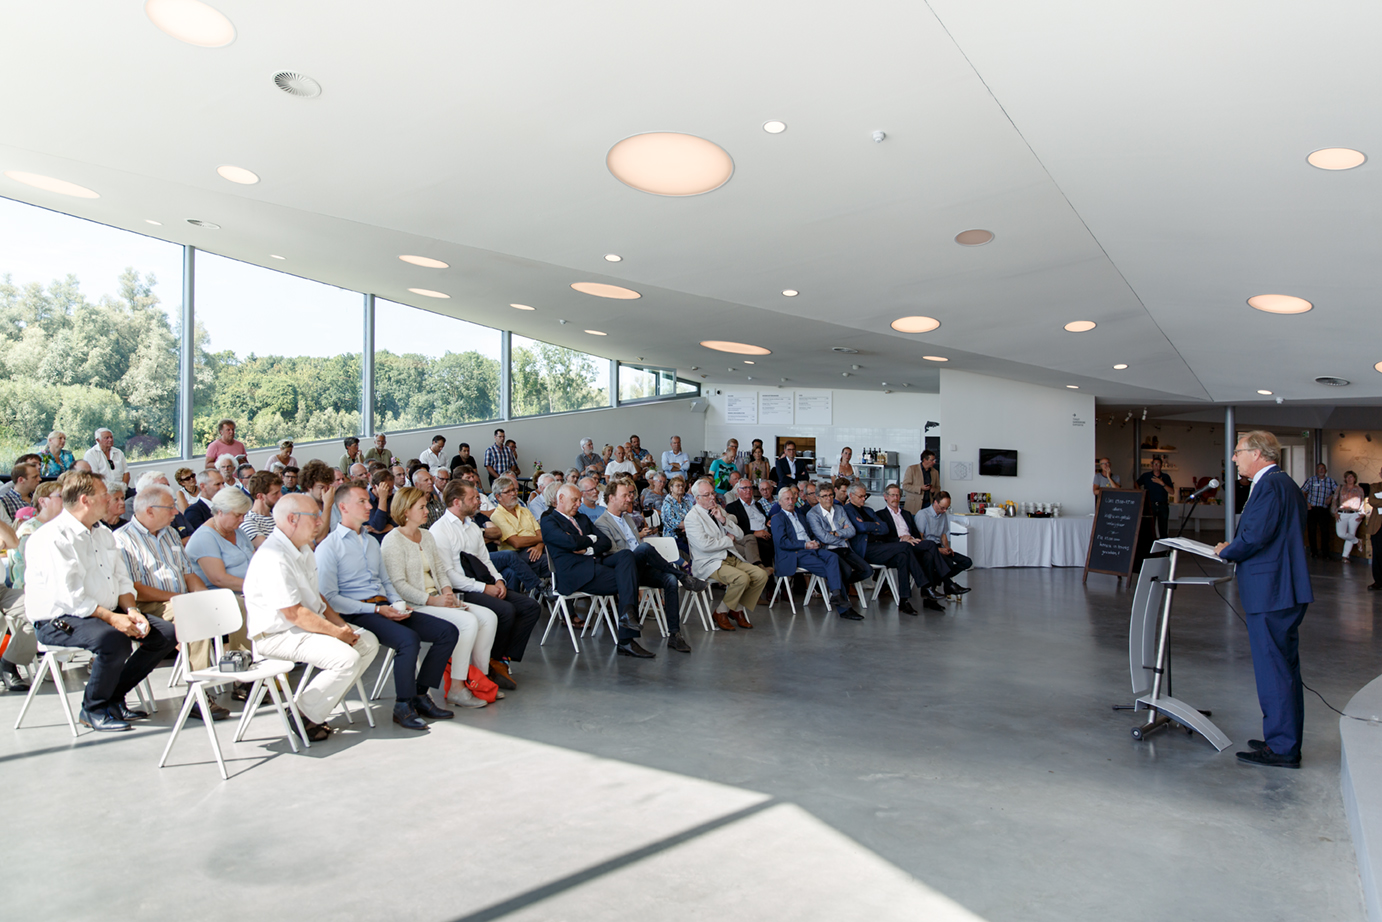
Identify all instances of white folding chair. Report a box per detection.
[539,549,617,654]
[639,537,685,637]
[870,564,901,605]
[768,568,829,614]
[15,640,158,736]
[294,663,375,726]
[158,589,306,779]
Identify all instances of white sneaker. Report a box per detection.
[446,686,488,708]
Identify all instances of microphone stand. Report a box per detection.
[1175,494,1201,538]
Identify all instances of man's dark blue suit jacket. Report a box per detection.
[1218,465,1313,614]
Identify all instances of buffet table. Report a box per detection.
[950,514,1092,568]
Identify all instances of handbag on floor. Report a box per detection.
[465,663,499,703]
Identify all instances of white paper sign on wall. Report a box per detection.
[1071,413,1086,427]
[794,389,832,426]
[724,391,757,425]
[760,391,794,426]
[950,461,973,481]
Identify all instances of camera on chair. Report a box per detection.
[218,651,253,673]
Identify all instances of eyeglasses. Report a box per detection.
[1232,448,1257,456]
[149,504,179,512]
[291,511,321,519]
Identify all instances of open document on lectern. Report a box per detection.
[1153,536,1228,562]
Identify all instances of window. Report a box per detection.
[617,362,700,403]
[0,196,184,465]
[374,299,501,430]
[511,334,609,417]
[193,253,362,453]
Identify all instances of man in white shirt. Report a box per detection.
[684,478,769,631]
[661,436,691,480]
[26,471,177,732]
[243,493,380,743]
[419,434,447,474]
[83,428,128,488]
[429,480,541,689]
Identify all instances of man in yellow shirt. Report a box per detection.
[489,476,552,587]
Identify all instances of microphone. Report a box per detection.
[1187,478,1220,500]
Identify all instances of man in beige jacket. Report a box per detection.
[901,450,939,515]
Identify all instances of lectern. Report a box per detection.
[1124,537,1234,751]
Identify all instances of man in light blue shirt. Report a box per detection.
[316,483,459,730]
[576,476,607,524]
[660,436,691,481]
[916,492,972,596]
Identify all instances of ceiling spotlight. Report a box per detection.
[747,377,754,381]
[872,130,887,143]
[408,288,450,299]
[689,366,699,371]
[3,171,99,199]
[186,219,220,228]
[1142,409,1147,420]
[782,289,799,297]
[571,282,641,299]
[585,330,607,336]
[701,341,771,355]
[216,165,259,185]
[727,368,736,372]
[922,355,948,362]
[606,132,734,196]
[509,303,536,311]
[1257,389,1273,395]
[1248,294,1312,314]
[145,219,162,225]
[558,319,568,325]
[1307,148,1366,170]
[1064,320,1097,332]
[1124,412,1134,422]
[743,360,755,365]
[269,254,285,260]
[851,364,861,370]
[891,316,940,334]
[842,372,850,377]
[954,229,994,246]
[145,0,235,47]
[1375,362,1382,374]
[399,255,449,269]
[780,378,788,382]
[1113,363,1128,370]
[881,382,888,387]
[763,120,787,134]
[1066,385,1079,389]
[603,254,622,263]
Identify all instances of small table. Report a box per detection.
[951,514,1092,568]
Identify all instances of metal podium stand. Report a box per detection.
[1124,537,1234,751]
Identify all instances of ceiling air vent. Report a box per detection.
[274,72,322,98]
[1314,376,1350,387]
[832,347,859,354]
[186,219,220,229]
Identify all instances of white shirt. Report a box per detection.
[25,509,134,622]
[477,492,496,513]
[419,448,446,474]
[84,445,127,483]
[605,459,638,477]
[661,450,690,475]
[429,510,503,593]
[743,500,767,531]
[243,526,324,637]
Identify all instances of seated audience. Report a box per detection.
[709,446,737,495]
[429,480,542,689]
[915,492,972,595]
[725,478,772,567]
[842,483,940,614]
[595,479,704,653]
[771,487,861,620]
[576,476,607,523]
[173,467,197,510]
[801,481,820,509]
[214,454,238,488]
[296,459,336,544]
[348,462,368,482]
[316,483,458,730]
[627,434,654,478]
[280,465,301,494]
[204,418,247,469]
[367,469,396,541]
[661,476,694,549]
[756,479,777,519]
[577,438,604,477]
[661,435,691,480]
[135,470,194,541]
[234,462,255,498]
[0,508,25,691]
[542,484,650,657]
[84,428,129,488]
[339,436,364,473]
[272,438,297,470]
[410,467,445,527]
[833,477,852,504]
[744,446,770,484]
[419,433,447,474]
[186,490,260,684]
[243,494,381,742]
[381,487,489,709]
[71,460,93,474]
[99,488,129,531]
[446,440,471,473]
[391,464,410,488]
[433,468,451,494]
[807,486,871,587]
[365,433,392,467]
[684,478,769,630]
[640,472,668,515]
[27,472,177,731]
[240,470,282,549]
[565,468,580,485]
[1,461,40,522]
[39,429,75,478]
[605,444,638,478]
[526,472,557,518]
[489,476,552,586]
[879,484,955,596]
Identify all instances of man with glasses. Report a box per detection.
[1214,431,1312,769]
[843,483,943,614]
[181,468,223,533]
[576,476,608,524]
[364,433,392,467]
[234,462,256,500]
[84,428,129,489]
[489,476,552,586]
[771,486,861,620]
[244,493,380,743]
[1300,462,1339,559]
[684,478,769,631]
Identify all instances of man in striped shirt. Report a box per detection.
[114,482,226,720]
[1301,463,1339,559]
[484,428,516,488]
[240,470,282,549]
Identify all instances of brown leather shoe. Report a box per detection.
[731,610,753,629]
[712,610,737,631]
[489,658,517,688]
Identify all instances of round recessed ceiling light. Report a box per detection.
[1248,294,1312,314]
[1307,148,1366,170]
[145,0,235,47]
[570,282,641,300]
[399,254,449,269]
[891,316,941,334]
[216,165,258,185]
[1066,385,1080,389]
[954,229,994,246]
[408,288,450,299]
[4,171,99,199]
[701,340,771,356]
[763,120,787,134]
[606,132,733,196]
[782,289,799,297]
[603,254,622,262]
[509,303,536,311]
[145,219,162,225]
[1064,320,1097,333]
[269,254,285,260]
[922,355,948,362]
[186,219,220,229]
[273,71,322,99]
[1113,363,1128,370]
[1375,361,1382,374]
[1257,389,1274,395]
[584,329,607,336]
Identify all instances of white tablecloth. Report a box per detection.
[951,515,1092,568]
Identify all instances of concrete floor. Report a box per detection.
[0,559,1372,922]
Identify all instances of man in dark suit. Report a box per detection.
[541,483,651,658]
[771,488,861,620]
[774,441,808,490]
[878,485,954,598]
[726,479,773,567]
[1215,430,1313,769]
[843,484,943,613]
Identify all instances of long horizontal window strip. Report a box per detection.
[374,298,502,431]
[511,334,610,418]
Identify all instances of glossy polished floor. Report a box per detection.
[1,557,1373,922]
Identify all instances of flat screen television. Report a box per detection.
[978,448,1018,477]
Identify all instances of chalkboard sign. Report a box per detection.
[1083,488,1146,583]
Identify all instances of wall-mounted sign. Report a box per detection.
[724,391,757,425]
[760,391,794,426]
[795,389,832,426]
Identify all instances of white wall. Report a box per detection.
[938,370,1097,515]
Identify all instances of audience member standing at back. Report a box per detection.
[1137,457,1174,539]
[1300,463,1339,559]
[485,429,515,487]
[204,419,246,469]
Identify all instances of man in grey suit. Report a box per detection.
[594,479,706,653]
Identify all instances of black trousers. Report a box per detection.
[341,609,458,700]
[35,614,176,712]
[864,542,928,599]
[630,543,682,633]
[939,550,973,583]
[1150,504,1170,540]
[1373,535,1382,586]
[461,589,541,661]
[1306,506,1333,557]
[827,546,872,585]
[567,549,641,641]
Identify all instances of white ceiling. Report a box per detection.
[0,1,1378,411]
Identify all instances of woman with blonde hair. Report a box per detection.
[39,431,74,478]
[836,446,855,479]
[381,487,494,708]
